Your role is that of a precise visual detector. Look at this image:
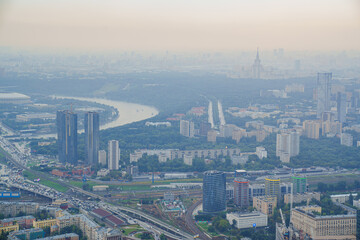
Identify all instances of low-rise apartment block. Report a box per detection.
[226,212,268,229]
[284,192,321,204]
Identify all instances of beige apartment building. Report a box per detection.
[252,196,277,215]
[303,120,321,139]
[291,206,356,240]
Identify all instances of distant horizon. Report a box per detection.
[0,0,359,52]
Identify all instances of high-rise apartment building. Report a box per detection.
[340,133,353,147]
[108,140,120,170]
[203,170,226,214]
[303,120,321,139]
[292,176,307,194]
[84,112,99,166]
[234,178,249,208]
[276,131,300,162]
[56,110,78,165]
[265,178,280,201]
[179,120,195,138]
[98,150,107,166]
[337,92,347,123]
[316,73,332,118]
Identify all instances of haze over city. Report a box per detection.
[0,0,359,51]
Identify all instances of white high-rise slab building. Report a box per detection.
[180,120,195,138]
[276,131,300,162]
[108,140,120,170]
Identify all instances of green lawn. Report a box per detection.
[197,222,218,237]
[23,170,69,192]
[122,225,144,236]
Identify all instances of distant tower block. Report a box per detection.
[252,48,263,79]
[316,73,332,118]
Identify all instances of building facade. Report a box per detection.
[226,212,268,229]
[203,170,226,214]
[276,131,299,163]
[265,178,280,200]
[253,196,277,215]
[303,120,321,139]
[292,176,307,194]
[84,112,100,166]
[291,207,356,240]
[284,192,321,204]
[234,178,249,208]
[337,92,347,123]
[108,140,120,170]
[0,202,39,217]
[316,72,332,118]
[341,133,353,147]
[98,150,107,166]
[180,120,195,138]
[56,110,78,165]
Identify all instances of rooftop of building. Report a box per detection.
[0,201,38,206]
[57,214,98,228]
[0,215,35,223]
[265,178,280,181]
[293,207,356,220]
[228,211,267,218]
[106,215,124,226]
[204,170,224,175]
[92,208,112,218]
[330,193,358,197]
[253,196,277,201]
[37,233,78,240]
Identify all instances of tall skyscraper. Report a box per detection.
[276,131,300,162]
[337,92,347,123]
[252,48,262,79]
[56,110,78,165]
[108,140,120,170]
[316,73,332,118]
[292,176,307,194]
[265,178,280,201]
[84,112,99,166]
[179,120,194,138]
[234,178,249,208]
[203,170,226,214]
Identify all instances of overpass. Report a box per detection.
[103,204,194,239]
[6,182,55,200]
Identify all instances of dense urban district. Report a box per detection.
[0,51,360,240]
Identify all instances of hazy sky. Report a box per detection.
[0,0,359,51]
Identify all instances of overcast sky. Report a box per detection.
[0,0,359,51]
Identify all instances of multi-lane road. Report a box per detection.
[0,131,196,239]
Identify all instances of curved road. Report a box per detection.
[185,200,212,240]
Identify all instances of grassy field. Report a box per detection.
[68,180,151,191]
[307,173,360,190]
[122,224,144,236]
[197,222,218,237]
[23,170,69,192]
